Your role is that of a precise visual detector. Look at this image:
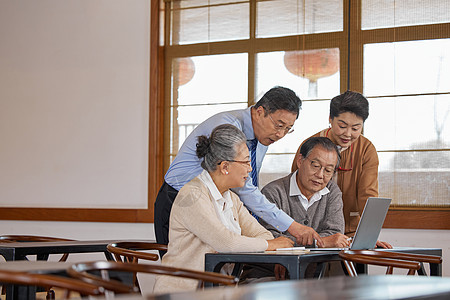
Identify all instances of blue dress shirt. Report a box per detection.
[165,107,294,232]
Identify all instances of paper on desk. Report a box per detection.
[276,247,306,251]
[264,247,310,254]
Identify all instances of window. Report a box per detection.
[163,0,450,228]
[364,39,450,207]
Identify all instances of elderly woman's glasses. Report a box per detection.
[267,114,294,134]
[218,160,251,167]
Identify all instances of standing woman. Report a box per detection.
[154,124,293,294]
[291,91,391,248]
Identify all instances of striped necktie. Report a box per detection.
[249,139,258,187]
[248,139,260,221]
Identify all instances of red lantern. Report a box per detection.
[175,57,195,86]
[284,49,339,81]
[284,49,339,97]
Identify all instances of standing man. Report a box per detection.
[154,86,323,254]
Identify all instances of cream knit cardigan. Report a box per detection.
[153,176,273,294]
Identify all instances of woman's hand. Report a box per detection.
[266,236,294,251]
[376,240,393,249]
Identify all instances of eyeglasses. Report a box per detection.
[218,160,251,167]
[267,114,294,134]
[305,157,335,178]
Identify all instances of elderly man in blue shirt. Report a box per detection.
[154,86,324,255]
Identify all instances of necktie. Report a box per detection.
[249,139,258,187]
[248,139,260,221]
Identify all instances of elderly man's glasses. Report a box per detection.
[267,114,294,134]
[305,157,335,178]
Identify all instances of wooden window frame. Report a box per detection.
[163,0,450,230]
[348,1,450,230]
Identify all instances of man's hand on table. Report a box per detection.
[287,221,324,247]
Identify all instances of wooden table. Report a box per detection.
[0,239,154,300]
[0,260,71,273]
[0,239,128,261]
[204,247,442,287]
[143,275,450,300]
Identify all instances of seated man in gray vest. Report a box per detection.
[242,137,350,281]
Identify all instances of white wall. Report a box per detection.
[0,0,150,209]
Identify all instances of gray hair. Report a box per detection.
[300,137,341,170]
[196,124,247,172]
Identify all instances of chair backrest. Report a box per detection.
[106,242,168,263]
[67,261,238,295]
[0,270,103,299]
[339,250,441,276]
[106,242,168,289]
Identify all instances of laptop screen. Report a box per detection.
[350,197,391,250]
[310,197,391,251]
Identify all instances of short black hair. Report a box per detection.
[254,86,302,119]
[329,90,369,121]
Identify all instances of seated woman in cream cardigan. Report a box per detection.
[153,124,293,293]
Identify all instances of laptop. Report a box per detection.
[312,197,392,250]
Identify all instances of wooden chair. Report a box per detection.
[0,269,103,300]
[106,241,168,289]
[106,241,167,263]
[67,260,238,295]
[339,250,442,276]
[0,235,76,298]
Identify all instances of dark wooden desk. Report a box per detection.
[205,249,340,286]
[0,239,157,261]
[0,239,125,261]
[204,247,442,287]
[0,261,71,273]
[0,239,154,300]
[144,275,450,300]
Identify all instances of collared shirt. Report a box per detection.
[198,170,241,235]
[165,107,294,232]
[289,170,330,211]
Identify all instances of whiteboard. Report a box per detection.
[0,1,150,209]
